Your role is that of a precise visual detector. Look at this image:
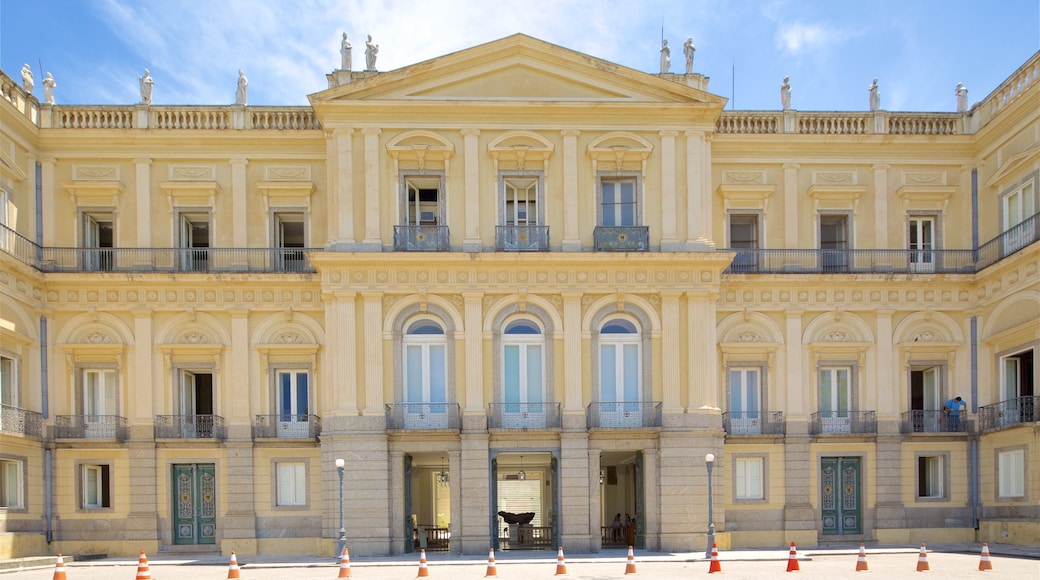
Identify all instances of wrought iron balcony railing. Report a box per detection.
[496,225,550,251]
[724,248,977,274]
[979,396,1038,431]
[0,404,43,438]
[722,411,785,435]
[488,402,561,429]
[593,226,649,252]
[810,410,876,435]
[253,414,321,439]
[37,247,320,273]
[393,225,449,251]
[900,410,970,433]
[976,212,1040,270]
[385,402,461,430]
[586,401,662,429]
[155,414,227,440]
[55,415,128,440]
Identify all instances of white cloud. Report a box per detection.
[776,22,838,55]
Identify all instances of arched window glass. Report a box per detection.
[403,319,446,404]
[599,318,641,407]
[502,319,544,420]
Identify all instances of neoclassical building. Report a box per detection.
[0,35,1037,558]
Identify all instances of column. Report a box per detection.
[362,292,384,415]
[659,130,679,249]
[684,131,704,247]
[462,129,481,251]
[134,158,152,250]
[661,291,682,410]
[336,128,356,247]
[561,130,581,251]
[686,291,718,409]
[230,159,248,269]
[873,163,890,247]
[463,293,484,415]
[562,293,583,414]
[783,163,800,248]
[40,158,56,247]
[362,128,382,249]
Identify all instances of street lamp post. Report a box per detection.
[704,453,715,559]
[335,458,346,558]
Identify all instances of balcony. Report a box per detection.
[587,401,662,429]
[976,212,1040,270]
[488,402,561,430]
[900,410,970,434]
[723,248,976,274]
[496,225,549,251]
[393,225,449,251]
[385,402,461,431]
[0,404,43,438]
[979,396,1038,431]
[810,411,876,435]
[155,414,227,440]
[593,226,649,252]
[35,246,321,273]
[722,411,785,436]
[253,414,321,439]
[55,415,128,440]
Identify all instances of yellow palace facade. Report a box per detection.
[1,35,1037,558]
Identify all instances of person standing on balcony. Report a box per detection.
[945,396,965,430]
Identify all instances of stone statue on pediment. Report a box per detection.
[43,72,56,104]
[683,37,695,74]
[365,35,379,71]
[140,68,154,105]
[235,69,248,105]
[868,78,880,111]
[341,33,353,71]
[21,64,34,93]
[660,39,671,74]
[781,76,791,110]
[955,82,968,112]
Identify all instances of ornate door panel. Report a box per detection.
[173,463,217,545]
[821,457,861,535]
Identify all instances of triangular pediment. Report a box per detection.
[311,34,725,107]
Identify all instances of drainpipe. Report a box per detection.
[970,316,979,530]
[45,448,53,543]
[971,168,979,253]
[40,316,48,418]
[35,161,43,258]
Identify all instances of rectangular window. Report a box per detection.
[0,459,24,508]
[600,178,638,226]
[1001,349,1035,400]
[917,455,944,498]
[820,214,850,271]
[503,177,539,225]
[1003,181,1035,230]
[735,457,764,500]
[908,215,936,271]
[909,366,941,411]
[273,212,306,270]
[0,355,16,407]
[82,369,117,416]
[998,449,1025,498]
[82,464,111,508]
[819,367,851,415]
[405,177,441,225]
[729,214,759,249]
[82,212,114,271]
[179,212,211,272]
[275,461,307,506]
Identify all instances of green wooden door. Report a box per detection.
[172,463,217,545]
[634,451,645,549]
[821,457,861,535]
[404,454,413,553]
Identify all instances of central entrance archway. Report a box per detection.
[491,451,558,550]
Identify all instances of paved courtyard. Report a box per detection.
[3,545,1038,579]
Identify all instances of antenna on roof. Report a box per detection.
[731,59,735,109]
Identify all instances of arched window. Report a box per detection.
[403,319,447,405]
[598,318,641,426]
[502,320,545,423]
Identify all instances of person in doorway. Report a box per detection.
[945,395,966,431]
[612,513,623,541]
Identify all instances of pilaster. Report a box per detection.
[659,130,679,249]
[228,309,251,433]
[559,432,592,552]
[561,130,581,251]
[873,163,890,246]
[463,293,484,414]
[458,432,490,554]
[336,128,356,248]
[40,158,56,247]
[131,309,154,425]
[687,291,718,409]
[362,292,384,415]
[362,127,382,249]
[783,163,800,249]
[230,158,248,249]
[562,292,583,412]
[462,129,481,251]
[134,158,152,250]
[661,291,682,410]
[587,449,602,551]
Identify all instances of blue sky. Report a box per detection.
[2,0,1037,111]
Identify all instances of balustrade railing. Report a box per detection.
[393,225,450,251]
[587,401,662,429]
[979,396,1038,431]
[798,113,868,135]
[488,402,561,429]
[0,404,43,438]
[900,410,969,433]
[496,225,549,251]
[722,411,785,435]
[888,114,960,135]
[810,410,876,435]
[155,414,227,439]
[55,415,128,440]
[250,108,321,130]
[593,226,649,252]
[385,402,460,430]
[716,112,780,134]
[58,107,134,129]
[153,108,231,130]
[253,414,321,439]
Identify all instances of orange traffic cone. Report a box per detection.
[226,551,242,579]
[786,542,800,572]
[338,546,352,578]
[855,543,869,571]
[624,545,637,575]
[978,543,993,571]
[708,543,722,574]
[554,546,568,576]
[52,553,67,580]
[417,548,430,577]
[135,550,151,580]
[916,543,930,572]
[485,547,497,577]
